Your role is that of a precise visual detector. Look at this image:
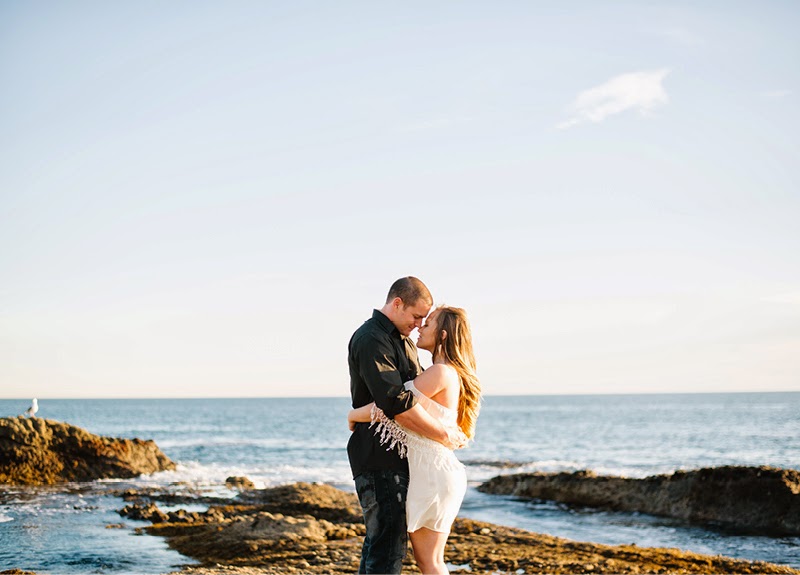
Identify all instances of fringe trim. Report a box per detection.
[370,405,409,458]
[369,406,464,472]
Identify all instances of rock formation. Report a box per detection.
[479,466,800,536]
[0,416,175,485]
[118,482,799,575]
[226,475,256,490]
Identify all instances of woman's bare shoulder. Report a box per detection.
[421,363,458,380]
[415,363,458,395]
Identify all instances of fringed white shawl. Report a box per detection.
[369,381,466,471]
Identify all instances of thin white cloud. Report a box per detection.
[761,89,792,101]
[762,292,800,305]
[395,115,473,133]
[653,27,704,47]
[558,69,670,130]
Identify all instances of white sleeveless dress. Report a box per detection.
[371,380,467,533]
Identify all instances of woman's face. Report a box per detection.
[416,310,440,353]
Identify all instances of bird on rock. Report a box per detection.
[23,398,38,418]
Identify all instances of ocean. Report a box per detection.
[1,393,798,573]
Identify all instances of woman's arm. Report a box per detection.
[348,402,375,430]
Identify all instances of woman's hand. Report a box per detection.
[348,402,375,431]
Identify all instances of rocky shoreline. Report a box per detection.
[2,419,798,573]
[478,466,800,536]
[0,416,175,485]
[115,481,799,575]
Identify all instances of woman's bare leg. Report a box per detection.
[409,527,449,575]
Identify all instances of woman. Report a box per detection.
[348,306,481,575]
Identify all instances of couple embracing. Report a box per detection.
[347,276,482,574]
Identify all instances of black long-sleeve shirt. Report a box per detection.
[347,309,421,478]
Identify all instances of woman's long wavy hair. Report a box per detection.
[432,306,481,439]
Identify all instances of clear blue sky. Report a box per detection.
[1,1,798,398]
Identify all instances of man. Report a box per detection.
[348,276,457,574]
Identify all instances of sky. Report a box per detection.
[1,1,798,398]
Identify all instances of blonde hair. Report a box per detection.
[432,306,481,439]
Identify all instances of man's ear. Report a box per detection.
[392,297,404,309]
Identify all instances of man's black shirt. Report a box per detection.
[347,309,421,478]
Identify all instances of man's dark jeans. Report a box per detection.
[354,469,409,574]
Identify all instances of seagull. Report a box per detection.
[23,398,38,418]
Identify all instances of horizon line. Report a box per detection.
[2,390,798,401]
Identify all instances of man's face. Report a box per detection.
[393,299,432,337]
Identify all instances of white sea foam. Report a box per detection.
[519,459,584,473]
[119,460,353,494]
[0,513,13,523]
[462,459,586,482]
[461,458,673,482]
[156,437,337,450]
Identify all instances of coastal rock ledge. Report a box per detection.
[0,416,175,485]
[479,466,800,536]
[120,482,799,574]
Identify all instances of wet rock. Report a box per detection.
[479,466,800,536]
[147,482,799,575]
[119,502,169,523]
[0,416,175,485]
[237,481,363,523]
[226,475,256,490]
[108,485,225,506]
[167,509,203,523]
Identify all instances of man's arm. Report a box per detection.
[355,333,416,417]
[395,404,449,443]
[398,406,466,449]
[349,401,463,448]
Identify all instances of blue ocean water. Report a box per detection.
[0,393,798,573]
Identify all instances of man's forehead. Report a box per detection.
[413,303,432,317]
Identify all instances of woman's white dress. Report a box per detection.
[372,380,467,533]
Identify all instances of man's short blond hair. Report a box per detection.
[386,276,432,307]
